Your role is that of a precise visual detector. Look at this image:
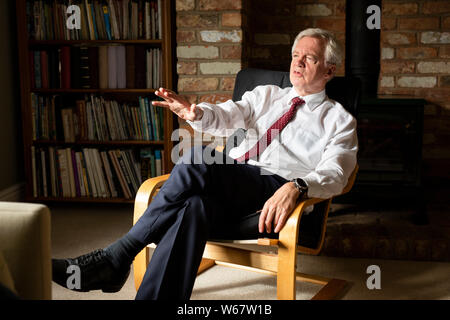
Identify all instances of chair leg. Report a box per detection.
[133,246,150,291]
[311,279,348,300]
[277,241,297,300]
[197,258,215,275]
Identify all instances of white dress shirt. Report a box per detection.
[187,85,358,199]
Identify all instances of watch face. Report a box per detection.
[295,179,307,191]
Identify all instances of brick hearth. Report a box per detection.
[321,204,450,262]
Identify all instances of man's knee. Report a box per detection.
[181,196,210,229]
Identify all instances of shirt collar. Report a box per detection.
[289,87,326,112]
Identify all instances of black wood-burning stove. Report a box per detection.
[339,97,427,224]
[337,0,427,223]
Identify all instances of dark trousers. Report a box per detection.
[128,146,288,300]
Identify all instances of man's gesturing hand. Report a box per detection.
[153,88,203,122]
[258,182,301,234]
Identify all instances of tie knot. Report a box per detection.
[291,97,305,107]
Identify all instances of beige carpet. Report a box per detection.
[49,203,450,300]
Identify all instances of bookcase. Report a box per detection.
[16,0,176,203]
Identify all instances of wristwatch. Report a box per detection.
[291,178,308,195]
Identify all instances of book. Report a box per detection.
[48,146,58,197]
[125,45,135,88]
[40,148,48,197]
[108,149,132,198]
[75,151,87,197]
[116,45,126,88]
[155,149,162,176]
[92,148,109,197]
[88,46,99,88]
[100,150,118,197]
[82,148,98,197]
[56,148,70,197]
[115,149,135,196]
[61,108,75,143]
[40,50,49,88]
[70,46,82,88]
[107,46,118,88]
[60,46,71,89]
[34,51,41,88]
[102,1,112,40]
[98,46,108,89]
[134,46,146,88]
[65,147,77,197]
[31,146,37,197]
[71,149,81,197]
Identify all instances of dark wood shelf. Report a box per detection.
[29,39,163,46]
[28,196,135,204]
[31,88,157,94]
[32,139,165,146]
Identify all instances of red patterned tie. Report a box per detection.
[236,97,305,162]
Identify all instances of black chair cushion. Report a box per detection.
[231,68,360,117]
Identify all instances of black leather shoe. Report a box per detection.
[52,249,130,293]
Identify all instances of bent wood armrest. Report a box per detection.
[134,174,171,224]
[278,163,359,249]
[133,174,170,290]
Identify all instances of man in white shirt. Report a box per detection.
[52,28,358,300]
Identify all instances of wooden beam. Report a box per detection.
[203,243,278,273]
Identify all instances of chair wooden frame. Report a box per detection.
[133,165,358,300]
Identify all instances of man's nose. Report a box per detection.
[295,57,305,67]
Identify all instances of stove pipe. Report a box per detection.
[346,0,381,98]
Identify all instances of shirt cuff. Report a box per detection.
[186,105,211,131]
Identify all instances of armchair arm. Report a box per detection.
[133,174,170,290]
[134,174,171,224]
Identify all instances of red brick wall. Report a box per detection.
[175,0,346,106]
[175,0,243,107]
[378,0,450,179]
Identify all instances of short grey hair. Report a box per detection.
[291,28,342,67]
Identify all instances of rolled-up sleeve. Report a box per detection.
[302,115,358,199]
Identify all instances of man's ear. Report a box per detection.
[324,64,336,80]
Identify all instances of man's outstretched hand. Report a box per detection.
[152,88,203,122]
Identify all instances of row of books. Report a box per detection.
[27,0,162,41]
[30,45,162,89]
[31,146,164,199]
[31,94,165,142]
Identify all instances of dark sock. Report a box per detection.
[104,233,145,271]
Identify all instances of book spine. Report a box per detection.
[102,2,112,40]
[82,148,98,197]
[31,146,38,197]
[107,46,118,89]
[60,46,71,89]
[100,150,118,198]
[75,151,87,197]
[108,149,132,198]
[65,147,77,197]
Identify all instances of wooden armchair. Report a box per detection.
[133,165,358,300]
[133,68,361,299]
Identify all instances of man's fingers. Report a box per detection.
[274,213,288,233]
[155,88,177,103]
[258,209,267,233]
[264,207,276,234]
[152,100,170,108]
